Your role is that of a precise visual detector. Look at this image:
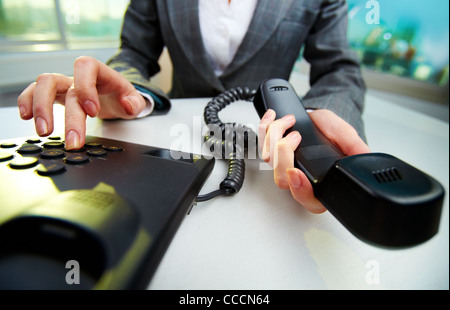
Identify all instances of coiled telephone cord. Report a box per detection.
[197,87,257,202]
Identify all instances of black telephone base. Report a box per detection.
[0,135,214,289]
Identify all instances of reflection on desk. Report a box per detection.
[0,93,448,290]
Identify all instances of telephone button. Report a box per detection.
[65,154,90,165]
[1,143,17,149]
[103,145,124,152]
[40,149,65,159]
[9,157,39,169]
[0,152,13,162]
[43,141,65,149]
[17,144,42,155]
[87,149,107,157]
[36,163,66,176]
[85,142,103,148]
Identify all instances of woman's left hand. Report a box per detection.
[258,108,371,214]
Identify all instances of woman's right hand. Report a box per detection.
[17,56,147,150]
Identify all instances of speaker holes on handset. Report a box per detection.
[372,168,402,183]
[269,86,289,91]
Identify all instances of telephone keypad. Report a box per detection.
[0,136,125,176]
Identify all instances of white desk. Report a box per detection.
[0,93,448,290]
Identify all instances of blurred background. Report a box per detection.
[0,0,448,121]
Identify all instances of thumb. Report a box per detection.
[119,93,147,119]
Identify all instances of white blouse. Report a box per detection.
[138,0,258,117]
[199,0,258,76]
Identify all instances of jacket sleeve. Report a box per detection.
[302,0,367,141]
[107,0,171,114]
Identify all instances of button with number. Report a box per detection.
[40,149,65,159]
[36,163,66,176]
[85,142,103,148]
[65,154,90,165]
[103,145,124,152]
[43,141,65,149]
[87,149,107,157]
[17,144,42,155]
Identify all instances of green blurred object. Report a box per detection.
[346,0,449,86]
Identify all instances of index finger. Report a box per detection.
[64,84,87,150]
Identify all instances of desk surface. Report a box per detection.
[1,92,448,290]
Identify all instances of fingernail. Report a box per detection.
[287,169,301,189]
[124,97,136,115]
[36,117,48,136]
[263,109,275,120]
[282,114,295,122]
[83,100,98,117]
[287,131,301,142]
[65,130,80,150]
[19,105,27,118]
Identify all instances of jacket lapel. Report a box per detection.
[165,0,224,90]
[165,0,293,89]
[222,0,294,77]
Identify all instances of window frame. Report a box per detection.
[0,0,123,53]
[0,0,448,105]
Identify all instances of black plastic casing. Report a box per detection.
[254,79,445,248]
[254,79,345,184]
[318,154,444,247]
[0,136,215,289]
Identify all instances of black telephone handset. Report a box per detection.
[254,79,345,184]
[253,79,444,248]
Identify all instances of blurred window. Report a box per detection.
[0,0,60,42]
[0,0,129,49]
[61,0,128,44]
[347,0,449,86]
[1,0,448,87]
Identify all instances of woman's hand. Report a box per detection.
[17,56,146,149]
[259,108,371,213]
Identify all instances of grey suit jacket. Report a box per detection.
[108,0,367,140]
